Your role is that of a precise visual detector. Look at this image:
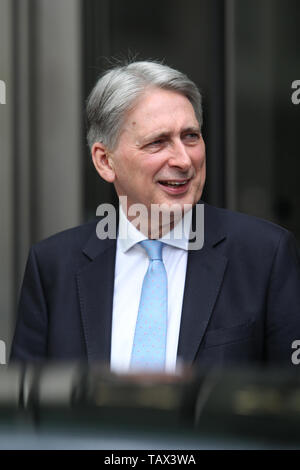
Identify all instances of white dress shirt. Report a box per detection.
[110,205,192,374]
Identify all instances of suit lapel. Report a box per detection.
[177,203,228,365]
[76,228,117,363]
[177,247,228,365]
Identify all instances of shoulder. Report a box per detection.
[30,218,100,260]
[204,202,290,241]
[202,203,298,260]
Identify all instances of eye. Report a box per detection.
[182,132,200,144]
[145,139,166,152]
[148,139,164,146]
[184,133,200,140]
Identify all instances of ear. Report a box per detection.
[91,142,115,183]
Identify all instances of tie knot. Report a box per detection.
[139,240,163,260]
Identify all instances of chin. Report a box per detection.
[158,200,193,220]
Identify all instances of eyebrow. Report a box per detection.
[141,126,201,145]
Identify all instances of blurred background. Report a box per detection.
[0,0,299,358]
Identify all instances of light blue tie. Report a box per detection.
[130,240,168,371]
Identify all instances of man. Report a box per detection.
[10,61,300,370]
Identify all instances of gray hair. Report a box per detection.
[86,60,203,151]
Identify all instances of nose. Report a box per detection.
[167,140,192,171]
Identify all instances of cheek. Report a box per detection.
[139,159,163,180]
[192,147,206,169]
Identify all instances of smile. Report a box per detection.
[157,179,191,194]
[159,180,188,186]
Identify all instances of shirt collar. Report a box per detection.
[118,204,192,253]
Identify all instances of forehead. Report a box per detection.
[121,88,198,139]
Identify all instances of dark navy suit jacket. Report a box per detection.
[10,203,300,368]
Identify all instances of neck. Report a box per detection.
[120,198,192,239]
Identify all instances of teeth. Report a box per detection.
[162,180,187,186]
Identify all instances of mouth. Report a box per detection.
[157,178,191,195]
